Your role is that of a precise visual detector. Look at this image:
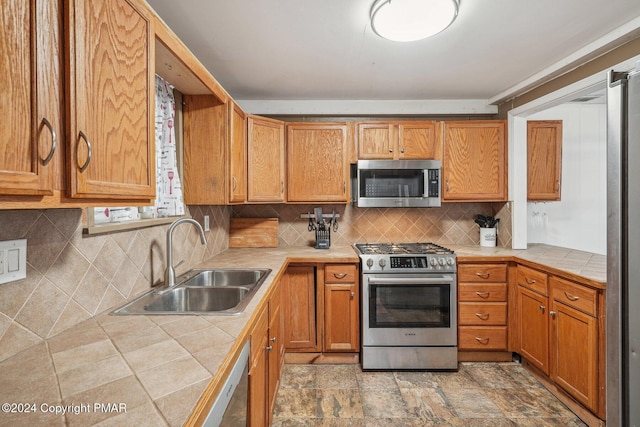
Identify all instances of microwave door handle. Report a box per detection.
[423,169,428,197]
[367,276,454,285]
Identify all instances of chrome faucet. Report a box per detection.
[163,218,207,289]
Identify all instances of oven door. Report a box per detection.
[362,273,457,346]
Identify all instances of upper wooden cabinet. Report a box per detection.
[66,0,155,199]
[0,0,61,196]
[286,123,350,203]
[228,102,248,203]
[247,116,286,203]
[527,120,562,201]
[183,96,226,205]
[441,120,507,202]
[357,121,439,160]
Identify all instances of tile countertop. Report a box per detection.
[0,243,605,427]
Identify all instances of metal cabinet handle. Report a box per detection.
[41,117,57,166]
[232,176,237,191]
[266,345,273,351]
[539,305,546,313]
[550,311,556,318]
[343,181,346,193]
[475,291,490,298]
[350,291,355,298]
[475,337,490,344]
[333,273,348,279]
[400,147,405,153]
[446,180,450,191]
[476,272,490,279]
[77,131,92,173]
[389,148,393,153]
[475,313,490,320]
[281,182,284,193]
[564,291,580,301]
[270,336,276,343]
[525,277,536,284]
[556,180,560,191]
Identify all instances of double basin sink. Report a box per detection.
[110,268,271,315]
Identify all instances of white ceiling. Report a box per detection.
[147,0,640,110]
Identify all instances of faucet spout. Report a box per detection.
[164,218,207,290]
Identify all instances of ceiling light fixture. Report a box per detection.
[370,0,459,42]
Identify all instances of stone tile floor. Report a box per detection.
[272,362,587,426]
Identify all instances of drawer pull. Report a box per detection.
[475,291,490,298]
[564,291,580,301]
[550,311,556,318]
[539,305,546,313]
[475,337,490,344]
[525,277,536,284]
[350,291,355,298]
[333,273,348,279]
[475,313,490,320]
[475,272,490,279]
[266,345,273,351]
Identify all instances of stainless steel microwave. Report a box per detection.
[355,159,441,208]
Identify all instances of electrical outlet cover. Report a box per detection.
[0,239,26,285]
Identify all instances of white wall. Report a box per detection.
[526,103,607,254]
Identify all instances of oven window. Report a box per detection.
[370,284,450,328]
[360,169,424,198]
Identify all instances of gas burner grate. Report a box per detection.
[355,242,454,255]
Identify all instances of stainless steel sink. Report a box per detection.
[110,268,271,315]
[178,268,270,288]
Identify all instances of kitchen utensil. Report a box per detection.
[168,171,174,195]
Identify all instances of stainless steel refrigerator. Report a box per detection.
[607,68,640,427]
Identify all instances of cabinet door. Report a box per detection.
[442,121,507,201]
[324,282,359,352]
[517,285,549,374]
[66,0,154,199]
[247,116,285,202]
[249,308,269,427]
[527,120,562,201]
[398,122,439,159]
[228,102,247,203]
[550,300,598,412]
[183,96,226,204]
[287,123,349,202]
[357,123,394,159]
[267,285,283,420]
[0,0,59,195]
[282,266,319,351]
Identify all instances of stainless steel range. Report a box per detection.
[355,242,457,370]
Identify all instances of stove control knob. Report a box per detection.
[447,257,455,266]
[378,259,386,269]
[438,258,446,266]
[366,258,374,269]
[430,258,438,267]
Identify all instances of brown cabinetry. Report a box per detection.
[228,101,248,203]
[248,281,284,426]
[323,264,359,352]
[515,265,604,417]
[247,115,286,203]
[357,121,439,160]
[457,263,508,351]
[66,0,155,199]
[441,120,507,202]
[286,123,350,203]
[282,263,359,357]
[527,120,562,201]
[0,0,60,196]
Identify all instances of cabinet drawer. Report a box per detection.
[458,283,507,302]
[459,302,507,325]
[550,276,598,316]
[517,265,548,296]
[458,264,507,282]
[325,264,357,283]
[458,326,507,350]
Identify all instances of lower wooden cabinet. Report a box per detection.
[249,280,284,426]
[282,263,360,356]
[514,264,604,417]
[457,262,509,352]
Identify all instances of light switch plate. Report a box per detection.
[0,239,27,285]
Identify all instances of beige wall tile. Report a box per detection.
[49,300,91,338]
[0,263,41,319]
[15,278,68,338]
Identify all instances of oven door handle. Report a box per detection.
[367,276,454,285]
